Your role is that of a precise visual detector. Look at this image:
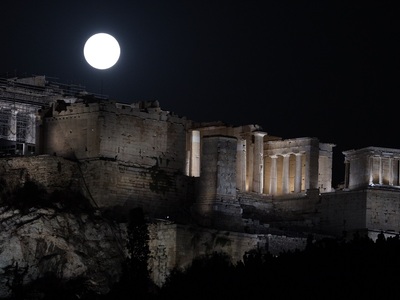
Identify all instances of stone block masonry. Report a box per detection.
[39,100,189,172]
[147,220,309,287]
[0,155,81,193]
[0,155,195,222]
[79,159,195,220]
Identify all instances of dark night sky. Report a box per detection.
[1,0,399,186]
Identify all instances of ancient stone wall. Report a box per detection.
[318,188,400,237]
[318,142,335,193]
[366,189,400,232]
[147,220,308,287]
[39,102,101,159]
[79,159,195,220]
[267,234,308,255]
[192,135,242,230]
[318,190,367,236]
[36,101,196,218]
[272,189,319,212]
[194,136,238,206]
[0,155,195,221]
[40,101,189,172]
[0,155,81,193]
[97,103,188,171]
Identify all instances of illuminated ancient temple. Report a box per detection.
[2,74,400,285]
[2,75,400,229]
[343,147,400,189]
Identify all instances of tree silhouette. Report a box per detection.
[107,207,154,299]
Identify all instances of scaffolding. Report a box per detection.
[0,74,109,156]
[0,75,55,156]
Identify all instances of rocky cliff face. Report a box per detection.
[0,205,126,298]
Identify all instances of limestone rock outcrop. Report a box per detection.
[0,206,126,298]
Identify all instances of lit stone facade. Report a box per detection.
[189,125,335,197]
[263,138,335,195]
[343,147,400,190]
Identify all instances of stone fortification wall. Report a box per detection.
[239,192,273,233]
[98,102,188,171]
[147,221,178,287]
[318,188,400,237]
[318,190,367,236]
[39,101,101,159]
[271,190,321,234]
[267,234,308,255]
[0,155,81,193]
[79,159,195,220]
[38,100,195,217]
[40,101,189,172]
[366,188,400,232]
[0,155,195,221]
[147,220,308,287]
[238,192,273,209]
[239,190,320,234]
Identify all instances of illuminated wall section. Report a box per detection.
[236,138,246,191]
[189,130,200,177]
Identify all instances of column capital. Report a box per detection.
[294,151,305,156]
[252,130,267,137]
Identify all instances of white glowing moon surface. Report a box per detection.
[84,33,120,69]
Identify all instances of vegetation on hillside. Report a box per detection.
[157,233,400,299]
[2,181,400,299]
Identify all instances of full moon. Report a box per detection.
[84,33,120,70]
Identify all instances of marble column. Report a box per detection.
[269,155,278,195]
[369,156,374,185]
[282,154,290,194]
[190,130,200,177]
[294,153,303,193]
[252,132,266,193]
[394,158,399,186]
[389,157,393,186]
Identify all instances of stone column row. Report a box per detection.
[369,156,400,186]
[268,152,304,196]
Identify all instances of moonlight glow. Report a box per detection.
[84,33,120,70]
